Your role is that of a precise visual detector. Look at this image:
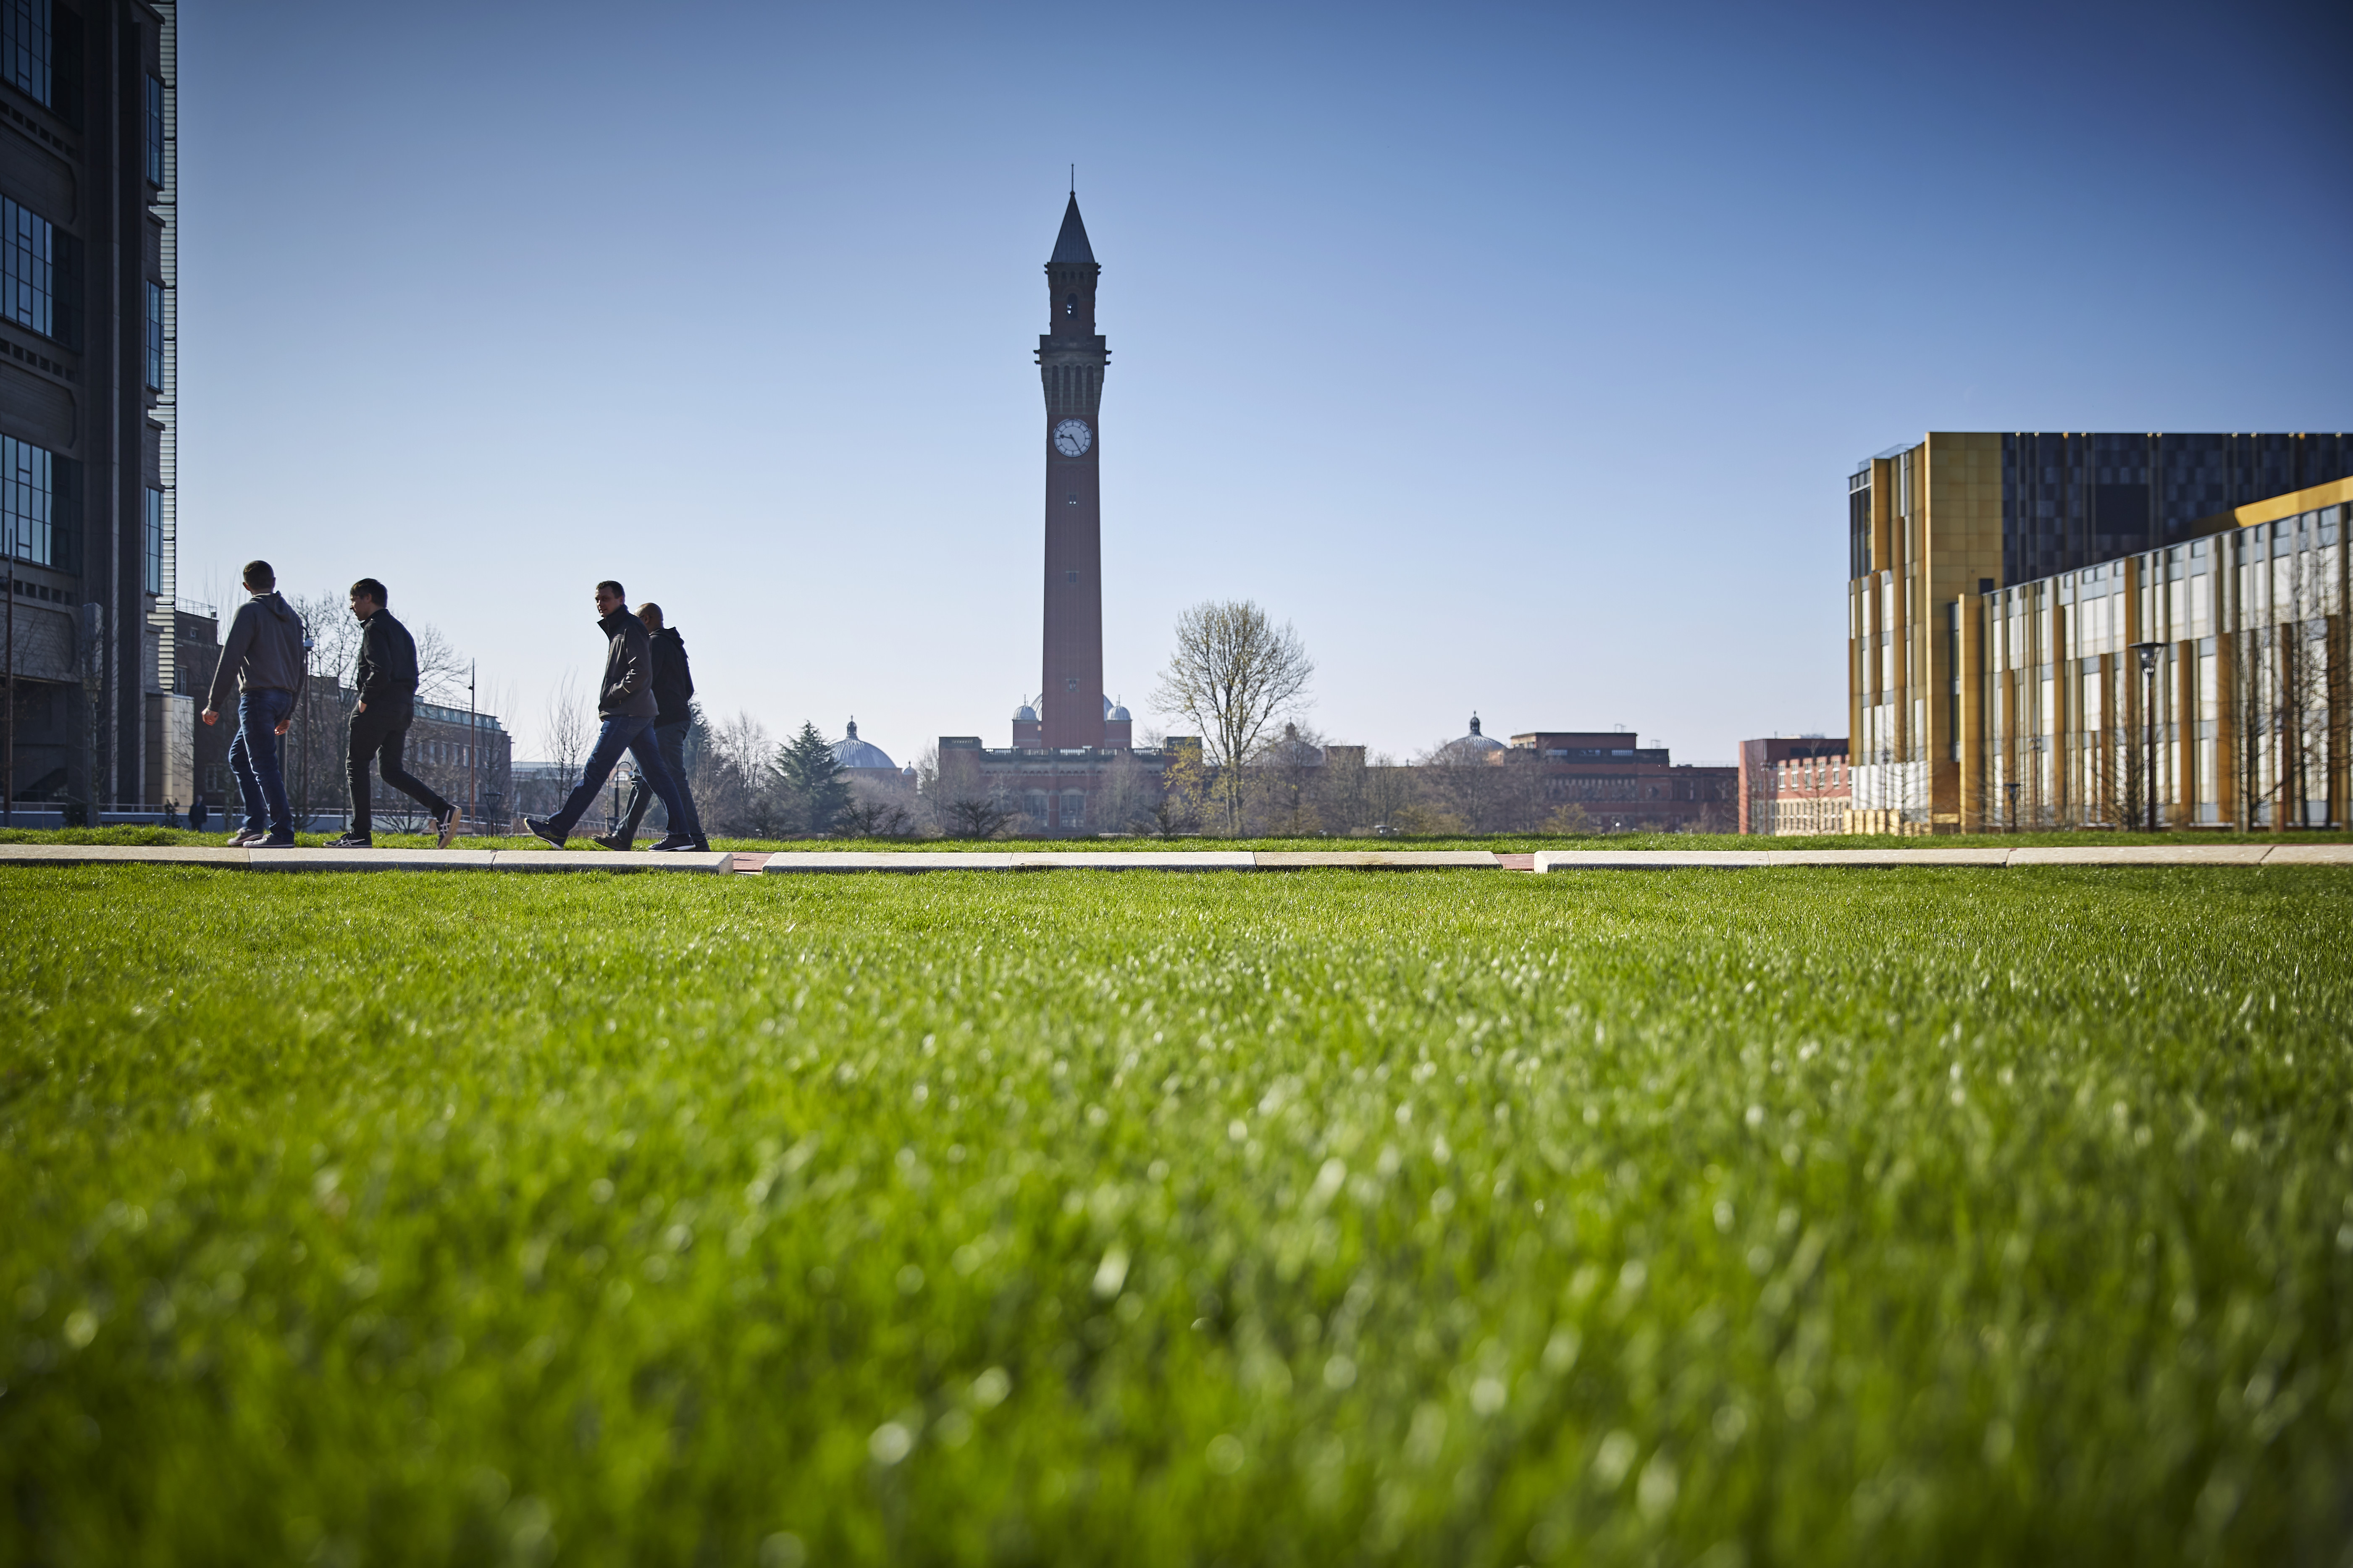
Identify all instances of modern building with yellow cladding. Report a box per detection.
[1845,433,2352,831]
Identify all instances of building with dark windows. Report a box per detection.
[1845,432,2351,831]
[0,0,179,820]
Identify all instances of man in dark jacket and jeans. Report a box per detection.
[596,600,702,851]
[525,581,706,851]
[327,577,459,849]
[200,559,307,848]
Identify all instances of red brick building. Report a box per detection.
[1737,736,1850,835]
[1505,728,1739,833]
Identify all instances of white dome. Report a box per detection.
[1448,713,1506,755]
[830,718,898,771]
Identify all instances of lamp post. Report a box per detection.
[2129,641,2165,834]
[2004,779,2020,834]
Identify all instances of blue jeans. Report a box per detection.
[549,713,701,842]
[616,721,698,844]
[228,688,295,836]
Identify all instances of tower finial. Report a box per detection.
[1070,163,1075,196]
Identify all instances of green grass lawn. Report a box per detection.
[5,822,2351,854]
[3,866,2349,1566]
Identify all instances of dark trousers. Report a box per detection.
[228,687,295,835]
[348,699,452,835]
[615,720,697,844]
[550,713,701,842]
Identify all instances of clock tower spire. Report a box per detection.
[1038,193,1108,750]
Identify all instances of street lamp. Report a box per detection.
[2128,641,2165,834]
[2004,779,2020,834]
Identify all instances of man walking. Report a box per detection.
[524,581,707,852]
[594,600,703,851]
[201,560,306,848]
[327,578,459,849]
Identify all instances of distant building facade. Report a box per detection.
[1504,727,1738,833]
[0,0,183,817]
[1846,432,2352,831]
[1737,736,1849,836]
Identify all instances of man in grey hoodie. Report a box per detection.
[201,559,307,847]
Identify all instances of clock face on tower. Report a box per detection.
[1052,418,1093,458]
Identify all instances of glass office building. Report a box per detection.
[1975,481,2344,831]
[1845,433,2351,831]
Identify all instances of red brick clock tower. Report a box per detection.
[1037,194,1108,749]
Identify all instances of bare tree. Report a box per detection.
[541,669,593,787]
[1150,599,1313,835]
[1093,747,1158,834]
[1416,735,1510,832]
[1363,751,1416,831]
[691,710,780,837]
[941,794,1017,840]
[412,622,470,704]
[1252,721,1328,835]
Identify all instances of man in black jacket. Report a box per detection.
[525,580,706,851]
[595,600,704,851]
[328,578,459,849]
[200,559,307,847]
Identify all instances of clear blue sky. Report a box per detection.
[177,0,2353,766]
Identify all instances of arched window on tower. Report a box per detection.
[1064,292,1077,318]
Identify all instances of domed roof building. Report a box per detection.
[1438,713,1508,761]
[830,718,899,774]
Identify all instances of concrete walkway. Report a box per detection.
[2,843,2347,874]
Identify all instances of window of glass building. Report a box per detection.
[2,433,52,568]
[1,196,51,338]
[145,279,163,388]
[144,73,164,186]
[2,0,49,107]
[143,486,162,595]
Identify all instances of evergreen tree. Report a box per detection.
[774,721,852,836]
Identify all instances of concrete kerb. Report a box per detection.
[251,848,500,873]
[1759,848,2012,868]
[2261,844,2353,865]
[1533,851,1772,871]
[761,852,1258,873]
[0,843,252,867]
[2006,845,2270,867]
[1254,851,1501,869]
[491,850,733,873]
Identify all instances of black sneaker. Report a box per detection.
[257,830,297,848]
[591,833,632,852]
[432,806,460,848]
[523,815,567,849]
[326,832,373,848]
[649,833,698,852]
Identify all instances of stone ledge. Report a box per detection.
[488,850,733,873]
[2007,846,2271,866]
[1253,852,1502,869]
[2260,844,2353,865]
[1533,851,1770,871]
[0,844,251,866]
[249,848,500,873]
